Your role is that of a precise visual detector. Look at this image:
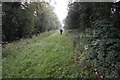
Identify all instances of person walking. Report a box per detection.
[60,27,63,35]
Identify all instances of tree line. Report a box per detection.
[65,2,120,78]
[2,2,61,42]
[65,2,120,30]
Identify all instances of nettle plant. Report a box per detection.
[76,20,120,78]
[86,20,120,78]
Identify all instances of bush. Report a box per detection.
[72,20,120,78]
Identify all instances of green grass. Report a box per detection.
[2,30,80,78]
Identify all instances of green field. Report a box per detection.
[2,30,80,78]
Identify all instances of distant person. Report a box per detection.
[60,27,63,35]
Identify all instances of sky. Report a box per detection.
[50,0,69,27]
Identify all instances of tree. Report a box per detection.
[2,2,61,42]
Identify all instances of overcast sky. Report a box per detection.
[50,0,69,27]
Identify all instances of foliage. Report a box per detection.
[86,20,120,78]
[77,21,120,78]
[65,2,120,78]
[2,2,61,42]
[65,2,113,30]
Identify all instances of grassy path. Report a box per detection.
[3,31,80,78]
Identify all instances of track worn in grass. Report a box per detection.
[2,31,80,78]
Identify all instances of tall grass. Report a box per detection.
[2,30,81,78]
